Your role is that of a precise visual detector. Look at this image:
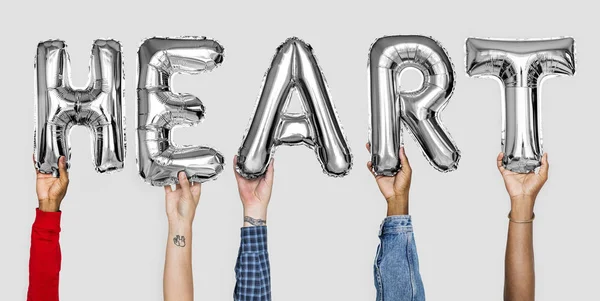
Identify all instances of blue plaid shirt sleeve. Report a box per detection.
[234,226,271,301]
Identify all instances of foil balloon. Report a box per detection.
[369,35,460,176]
[236,37,352,179]
[137,37,225,186]
[466,37,575,173]
[34,39,126,175]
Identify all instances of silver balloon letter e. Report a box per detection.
[137,37,225,186]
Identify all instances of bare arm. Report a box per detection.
[163,172,201,301]
[505,216,535,301]
[498,153,549,301]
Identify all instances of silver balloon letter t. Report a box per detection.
[237,38,352,178]
[137,37,225,186]
[466,38,575,173]
[369,35,460,176]
[34,40,126,174]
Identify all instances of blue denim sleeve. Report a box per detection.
[234,226,271,301]
[374,215,425,301]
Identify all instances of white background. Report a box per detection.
[1,0,598,300]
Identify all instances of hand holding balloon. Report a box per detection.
[497,152,549,220]
[367,143,411,216]
[164,172,201,227]
[234,156,274,226]
[34,155,69,212]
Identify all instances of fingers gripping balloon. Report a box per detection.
[466,37,575,173]
[137,37,225,186]
[369,35,461,176]
[236,37,352,179]
[34,40,126,175]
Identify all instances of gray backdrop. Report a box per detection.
[1,0,598,300]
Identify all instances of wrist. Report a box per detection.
[243,205,268,226]
[38,200,60,212]
[386,194,409,216]
[510,198,535,220]
[387,202,409,216]
[243,205,267,219]
[168,219,193,233]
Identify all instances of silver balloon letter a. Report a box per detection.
[236,38,352,179]
[34,40,126,174]
[137,37,225,186]
[466,38,575,173]
[369,35,460,176]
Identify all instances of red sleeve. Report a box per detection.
[27,208,62,301]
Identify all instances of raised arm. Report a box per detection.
[163,172,201,301]
[233,156,274,301]
[499,153,549,301]
[28,156,69,301]
[367,144,425,301]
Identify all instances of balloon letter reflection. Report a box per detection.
[34,40,126,175]
[369,35,460,176]
[236,38,352,179]
[466,37,575,173]
[137,37,225,186]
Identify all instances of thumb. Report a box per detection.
[58,156,69,184]
[538,153,549,181]
[178,171,192,198]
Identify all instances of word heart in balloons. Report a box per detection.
[466,38,575,173]
[32,35,576,185]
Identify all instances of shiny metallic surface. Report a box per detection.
[137,37,225,186]
[466,37,575,173]
[369,35,460,176]
[236,37,352,179]
[34,39,126,175]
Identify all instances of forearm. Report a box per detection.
[387,200,408,216]
[164,223,194,301]
[243,205,267,227]
[27,209,62,301]
[374,216,425,301]
[234,226,271,301]
[504,200,535,301]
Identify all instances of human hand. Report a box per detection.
[497,153,549,220]
[233,156,274,226]
[164,172,201,227]
[366,144,412,216]
[35,155,69,212]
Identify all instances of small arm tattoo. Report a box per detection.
[173,235,186,247]
[244,216,266,226]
